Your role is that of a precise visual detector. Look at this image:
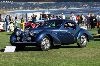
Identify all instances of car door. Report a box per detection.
[57,21,76,44]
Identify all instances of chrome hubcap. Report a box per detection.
[80,35,87,45]
[41,38,50,50]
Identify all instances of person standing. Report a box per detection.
[32,14,36,23]
[86,14,91,29]
[96,14,100,28]
[51,15,56,19]
[90,14,96,29]
[70,13,77,23]
[93,14,97,28]
[5,15,10,32]
[80,14,83,26]
[81,14,86,26]
[9,15,14,32]
[61,13,66,19]
[14,15,18,28]
[76,15,81,25]
[20,17,24,31]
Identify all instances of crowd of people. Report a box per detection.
[70,13,100,29]
[4,13,66,32]
[3,13,100,32]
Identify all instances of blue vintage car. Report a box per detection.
[10,19,93,51]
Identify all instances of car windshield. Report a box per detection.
[38,20,63,28]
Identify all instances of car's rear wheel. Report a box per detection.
[77,34,87,48]
[40,36,51,51]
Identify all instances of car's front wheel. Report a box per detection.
[40,36,51,51]
[77,34,87,48]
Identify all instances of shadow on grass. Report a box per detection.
[51,45,79,49]
[60,45,79,48]
[0,47,41,52]
[15,45,80,51]
[0,45,79,52]
[94,38,100,41]
[16,45,79,52]
[0,49,5,52]
[16,46,41,52]
[93,36,100,38]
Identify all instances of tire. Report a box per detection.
[77,34,87,48]
[40,36,51,51]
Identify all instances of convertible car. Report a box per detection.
[10,19,93,51]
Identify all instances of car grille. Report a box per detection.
[16,29,34,42]
[22,31,30,42]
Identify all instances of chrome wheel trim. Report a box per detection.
[80,35,87,46]
[41,37,50,50]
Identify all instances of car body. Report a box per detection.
[10,19,93,51]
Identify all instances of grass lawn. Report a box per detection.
[0,29,100,66]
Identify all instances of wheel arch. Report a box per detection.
[35,32,61,46]
[46,34,61,46]
[46,34,53,43]
[77,32,89,42]
[83,33,89,42]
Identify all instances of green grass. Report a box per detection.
[0,29,100,66]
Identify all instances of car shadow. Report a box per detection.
[93,36,100,38]
[16,46,41,52]
[0,49,5,52]
[16,45,79,52]
[0,46,41,52]
[52,45,79,49]
[94,38,100,41]
[0,45,80,52]
[60,45,79,48]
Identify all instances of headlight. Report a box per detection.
[27,37,31,41]
[17,37,20,41]
[29,31,34,36]
[16,31,21,36]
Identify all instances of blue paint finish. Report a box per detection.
[77,29,93,40]
[10,35,16,43]
[10,19,93,46]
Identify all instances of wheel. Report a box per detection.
[40,36,51,51]
[77,34,87,48]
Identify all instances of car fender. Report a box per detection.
[10,33,17,44]
[76,29,93,41]
[35,31,61,45]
